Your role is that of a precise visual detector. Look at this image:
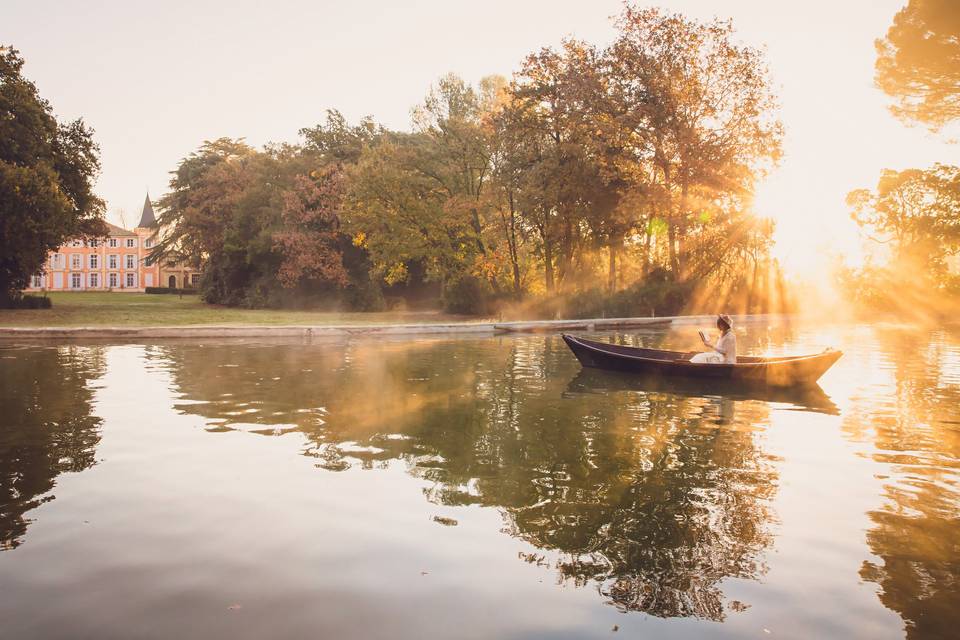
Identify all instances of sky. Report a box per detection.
[3,0,955,276]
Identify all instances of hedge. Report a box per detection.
[145,286,199,295]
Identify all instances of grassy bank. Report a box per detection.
[0,292,472,327]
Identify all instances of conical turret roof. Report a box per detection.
[137,193,157,228]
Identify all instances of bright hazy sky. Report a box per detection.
[4,0,955,275]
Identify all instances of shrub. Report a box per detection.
[1,294,52,309]
[442,274,493,315]
[345,275,386,312]
[519,270,691,320]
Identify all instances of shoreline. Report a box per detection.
[0,314,780,340]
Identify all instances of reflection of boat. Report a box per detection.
[565,368,839,414]
[494,318,672,333]
[563,334,843,387]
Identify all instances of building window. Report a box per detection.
[109,238,118,248]
[191,273,201,286]
[50,254,64,270]
[125,273,135,288]
[71,254,81,269]
[71,239,83,248]
[108,273,118,288]
[145,238,154,248]
[89,239,99,248]
[108,255,118,269]
[89,254,99,269]
[70,273,82,289]
[125,254,136,269]
[89,273,99,288]
[126,238,137,248]
[31,274,43,288]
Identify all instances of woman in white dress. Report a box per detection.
[691,314,737,364]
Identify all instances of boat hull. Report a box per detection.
[562,334,842,387]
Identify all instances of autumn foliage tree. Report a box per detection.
[848,165,960,277]
[274,170,349,289]
[840,1,960,318]
[157,138,380,309]
[876,0,960,133]
[157,3,785,316]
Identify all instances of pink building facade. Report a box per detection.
[25,195,199,293]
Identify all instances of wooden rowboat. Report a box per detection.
[562,334,842,387]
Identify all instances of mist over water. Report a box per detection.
[1,322,958,639]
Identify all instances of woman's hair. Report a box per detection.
[717,314,732,331]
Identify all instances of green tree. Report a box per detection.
[876,0,960,133]
[0,46,105,305]
[344,76,513,311]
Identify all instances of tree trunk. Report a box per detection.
[642,223,652,278]
[557,213,573,290]
[507,192,521,296]
[668,221,679,276]
[677,181,689,279]
[543,236,555,293]
[607,241,617,293]
[470,206,486,255]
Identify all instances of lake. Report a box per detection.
[1,322,958,639]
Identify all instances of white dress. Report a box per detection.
[691,331,737,364]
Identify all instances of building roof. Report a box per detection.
[104,221,136,237]
[137,193,158,228]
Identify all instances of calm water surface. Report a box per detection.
[1,322,958,639]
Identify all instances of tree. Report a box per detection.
[876,0,960,133]
[500,41,606,293]
[847,164,960,279]
[0,46,105,305]
[157,140,362,308]
[274,168,349,289]
[608,6,783,279]
[299,109,382,166]
[344,134,469,290]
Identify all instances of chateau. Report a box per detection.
[26,195,199,293]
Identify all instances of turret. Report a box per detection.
[136,193,157,229]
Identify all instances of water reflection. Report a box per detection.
[158,336,779,619]
[0,346,104,549]
[843,328,960,640]
[2,326,958,638]
[566,368,839,417]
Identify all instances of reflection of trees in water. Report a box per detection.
[416,339,778,620]
[0,346,105,550]
[843,329,960,640]
[157,336,778,620]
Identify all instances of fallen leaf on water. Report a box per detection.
[227,604,242,611]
